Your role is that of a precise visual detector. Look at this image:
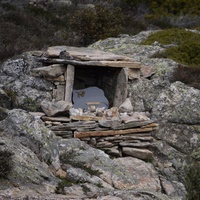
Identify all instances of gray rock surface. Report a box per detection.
[41,100,72,117]
[0,111,170,200]
[89,31,200,200]
[0,109,60,169]
[152,81,200,124]
[0,54,53,111]
[1,30,199,199]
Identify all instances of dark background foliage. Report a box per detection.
[1,0,200,62]
[0,150,13,179]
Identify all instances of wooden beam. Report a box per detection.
[74,127,153,138]
[64,64,75,102]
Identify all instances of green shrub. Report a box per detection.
[150,0,200,16]
[144,15,175,29]
[166,40,200,66]
[185,161,200,200]
[0,3,16,11]
[142,28,200,45]
[55,179,75,194]
[0,150,13,179]
[69,4,124,46]
[144,28,200,66]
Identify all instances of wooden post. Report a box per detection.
[64,64,75,102]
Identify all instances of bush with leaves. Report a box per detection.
[143,28,200,66]
[69,4,124,46]
[143,28,200,88]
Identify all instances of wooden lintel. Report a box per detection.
[74,127,153,138]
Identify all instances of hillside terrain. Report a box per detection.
[0,0,200,199]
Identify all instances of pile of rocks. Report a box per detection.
[31,101,158,160]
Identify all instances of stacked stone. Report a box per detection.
[31,107,158,161]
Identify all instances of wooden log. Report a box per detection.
[64,64,75,102]
[74,127,153,138]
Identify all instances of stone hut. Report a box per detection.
[31,46,158,160]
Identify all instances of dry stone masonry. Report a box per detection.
[30,46,158,160]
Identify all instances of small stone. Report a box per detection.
[56,168,67,179]
[119,98,133,113]
[41,100,72,117]
[122,147,153,160]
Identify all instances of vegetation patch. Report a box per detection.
[141,28,200,46]
[185,160,200,200]
[0,150,13,179]
[143,28,200,66]
[55,179,75,194]
[144,28,200,88]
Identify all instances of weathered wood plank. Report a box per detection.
[64,64,75,102]
[74,127,153,138]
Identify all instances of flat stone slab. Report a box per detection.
[40,46,141,69]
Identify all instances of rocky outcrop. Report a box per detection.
[89,32,200,199]
[0,55,53,111]
[0,109,171,200]
[1,30,199,199]
[0,109,60,170]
